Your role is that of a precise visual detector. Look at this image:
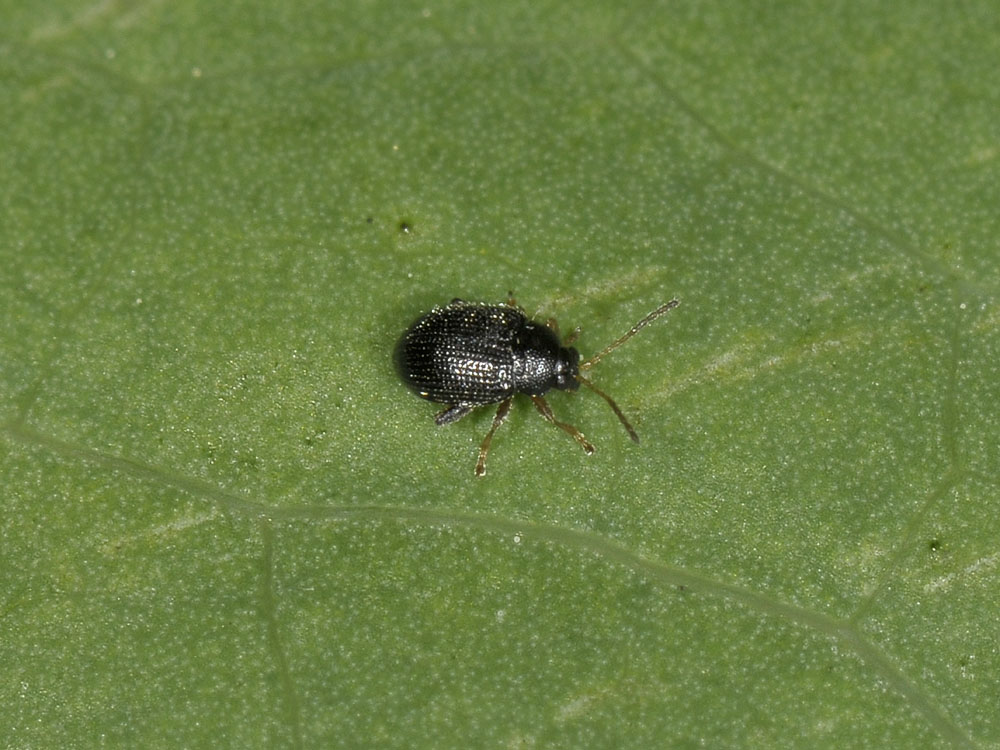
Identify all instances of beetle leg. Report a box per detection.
[505,291,518,308]
[563,326,581,345]
[576,376,639,442]
[476,398,512,476]
[530,395,595,455]
[435,404,473,425]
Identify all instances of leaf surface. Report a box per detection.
[2,2,997,747]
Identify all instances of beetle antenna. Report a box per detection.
[577,375,639,442]
[580,299,679,370]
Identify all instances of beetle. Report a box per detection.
[394,294,679,476]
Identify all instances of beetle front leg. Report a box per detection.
[475,398,512,476]
[545,317,581,345]
[530,395,595,455]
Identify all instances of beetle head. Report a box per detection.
[553,346,581,391]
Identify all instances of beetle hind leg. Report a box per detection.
[475,398,513,476]
[435,404,473,425]
[530,395,595,455]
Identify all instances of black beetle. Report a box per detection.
[394,294,679,476]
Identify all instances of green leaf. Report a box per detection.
[2,1,997,747]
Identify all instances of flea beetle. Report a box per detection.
[394,294,679,476]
